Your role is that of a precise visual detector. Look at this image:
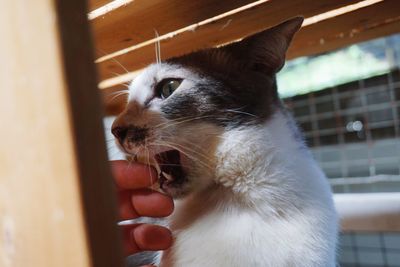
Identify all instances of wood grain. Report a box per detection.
[89,0,112,11]
[56,0,124,266]
[0,0,123,266]
[287,0,400,59]
[101,85,129,115]
[335,193,400,232]
[92,0,257,57]
[342,212,400,232]
[95,0,360,80]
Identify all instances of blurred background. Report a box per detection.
[280,33,400,267]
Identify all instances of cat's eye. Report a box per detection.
[158,79,182,99]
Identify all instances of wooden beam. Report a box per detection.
[287,0,400,59]
[91,0,256,57]
[89,0,112,11]
[101,85,128,115]
[95,0,360,81]
[56,0,124,266]
[0,0,123,266]
[335,193,400,232]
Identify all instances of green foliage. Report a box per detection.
[277,36,397,97]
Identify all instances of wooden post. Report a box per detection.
[0,0,123,266]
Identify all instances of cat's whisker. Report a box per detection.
[151,141,213,171]
[224,109,258,118]
[107,91,129,103]
[108,70,126,78]
[152,117,190,128]
[154,29,161,64]
[150,141,212,171]
[107,89,129,96]
[109,91,129,98]
[203,132,230,141]
[152,115,208,128]
[156,112,257,130]
[111,57,130,74]
[96,47,131,75]
[163,140,214,165]
[157,115,216,130]
[161,132,211,155]
[126,158,134,172]
[144,140,157,190]
[122,83,131,88]
[153,114,219,129]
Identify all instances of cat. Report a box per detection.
[112,17,338,267]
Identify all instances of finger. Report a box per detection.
[134,224,173,251]
[123,224,140,255]
[118,189,174,220]
[118,190,139,220]
[131,189,174,218]
[111,160,158,190]
[123,224,172,256]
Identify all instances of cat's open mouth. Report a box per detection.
[155,149,187,192]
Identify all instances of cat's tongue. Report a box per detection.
[155,150,185,189]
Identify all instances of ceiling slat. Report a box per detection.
[88,0,112,11]
[92,0,257,57]
[95,0,361,81]
[287,0,400,59]
[101,86,127,115]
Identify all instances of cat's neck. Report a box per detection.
[214,107,307,186]
[173,107,332,222]
[210,107,330,214]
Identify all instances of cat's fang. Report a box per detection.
[161,171,174,181]
[154,149,187,194]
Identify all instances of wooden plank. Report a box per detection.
[101,85,129,115]
[335,193,400,232]
[56,0,124,266]
[287,0,400,59]
[101,13,399,115]
[92,0,256,57]
[0,0,123,266]
[96,0,360,80]
[89,0,112,11]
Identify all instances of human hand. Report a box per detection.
[111,160,174,256]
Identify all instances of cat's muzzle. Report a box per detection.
[112,125,149,146]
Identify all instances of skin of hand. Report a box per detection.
[111,160,174,257]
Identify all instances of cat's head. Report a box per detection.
[112,17,303,198]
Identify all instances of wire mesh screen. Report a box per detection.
[284,69,400,184]
[339,232,400,267]
[281,34,400,266]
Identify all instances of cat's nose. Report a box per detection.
[111,126,128,143]
[112,125,148,144]
[126,126,148,143]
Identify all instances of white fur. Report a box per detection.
[160,111,338,267]
[128,63,204,111]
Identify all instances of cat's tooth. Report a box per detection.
[161,171,174,181]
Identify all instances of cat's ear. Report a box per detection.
[224,17,303,74]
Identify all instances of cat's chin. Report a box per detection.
[160,184,191,199]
